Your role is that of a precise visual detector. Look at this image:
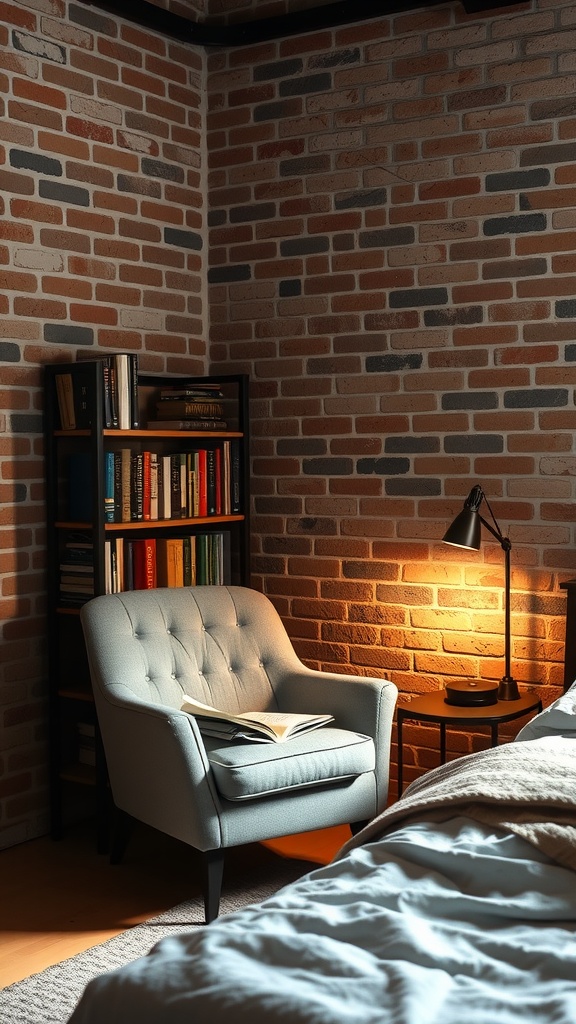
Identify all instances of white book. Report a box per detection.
[180,696,334,745]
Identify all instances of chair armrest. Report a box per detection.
[95,693,224,851]
[278,670,397,809]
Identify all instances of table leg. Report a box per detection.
[491,723,498,747]
[397,714,404,800]
[439,721,446,764]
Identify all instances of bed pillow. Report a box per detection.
[515,681,576,742]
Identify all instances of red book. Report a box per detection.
[132,538,157,589]
[196,449,208,517]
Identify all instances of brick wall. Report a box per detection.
[0,0,206,847]
[1,0,575,846]
[207,0,576,787]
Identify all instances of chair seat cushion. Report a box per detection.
[205,727,375,802]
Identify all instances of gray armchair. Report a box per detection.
[80,586,397,921]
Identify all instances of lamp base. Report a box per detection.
[498,676,520,701]
[444,679,499,707]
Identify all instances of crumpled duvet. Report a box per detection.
[68,736,576,1024]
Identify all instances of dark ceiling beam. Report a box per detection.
[83,0,523,46]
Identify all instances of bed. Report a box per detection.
[68,686,576,1024]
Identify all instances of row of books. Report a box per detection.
[58,532,231,605]
[56,354,139,430]
[102,440,241,523]
[104,534,230,593]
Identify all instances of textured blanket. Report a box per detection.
[341,734,576,871]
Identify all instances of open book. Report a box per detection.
[181,696,334,744]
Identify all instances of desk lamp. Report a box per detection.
[442,485,520,703]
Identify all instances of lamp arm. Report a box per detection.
[478,513,512,683]
[477,513,511,552]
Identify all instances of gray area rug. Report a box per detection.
[0,849,315,1024]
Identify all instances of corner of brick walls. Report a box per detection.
[0,0,207,847]
[206,1,576,789]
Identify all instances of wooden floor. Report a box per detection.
[0,820,349,989]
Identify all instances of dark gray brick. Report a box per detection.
[11,413,43,434]
[360,227,414,248]
[164,227,202,251]
[366,353,423,372]
[486,169,550,192]
[278,438,327,455]
[279,279,301,296]
[141,159,185,183]
[69,2,118,34]
[9,483,27,503]
[0,342,21,362]
[44,324,94,346]
[336,188,387,210]
[442,392,498,410]
[208,264,251,283]
[556,300,576,319]
[504,388,568,408]
[389,287,448,308]
[303,457,353,475]
[280,73,331,97]
[357,457,410,475]
[444,435,504,453]
[385,436,440,453]
[483,213,547,236]
[39,181,89,206]
[424,306,483,326]
[230,203,276,223]
[565,344,576,362]
[10,150,61,176]
[208,210,227,227]
[253,59,303,81]
[280,237,329,256]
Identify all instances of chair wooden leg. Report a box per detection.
[109,807,132,864]
[203,849,225,924]
[349,819,369,836]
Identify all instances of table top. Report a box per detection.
[397,689,542,724]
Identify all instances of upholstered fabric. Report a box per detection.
[205,727,375,801]
[80,586,397,918]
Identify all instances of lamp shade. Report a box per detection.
[442,507,481,550]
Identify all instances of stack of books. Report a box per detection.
[147,383,227,431]
[59,533,94,606]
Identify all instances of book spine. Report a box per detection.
[149,452,159,521]
[56,373,76,429]
[170,454,182,519]
[206,448,217,515]
[130,353,139,429]
[142,450,151,521]
[131,452,143,522]
[115,354,130,430]
[120,448,131,523]
[196,449,208,517]
[104,451,115,523]
[101,358,114,428]
[230,439,241,513]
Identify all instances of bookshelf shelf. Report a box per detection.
[45,361,251,848]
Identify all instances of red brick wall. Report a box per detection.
[1,0,575,845]
[207,1,575,786]
[0,1,206,847]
